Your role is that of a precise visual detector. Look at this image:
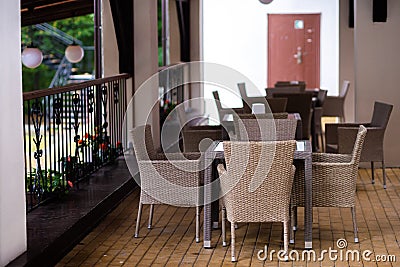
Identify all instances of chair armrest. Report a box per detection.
[155,152,201,160]
[325,123,369,146]
[338,126,384,155]
[312,153,352,163]
[184,125,222,131]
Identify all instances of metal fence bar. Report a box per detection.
[23,74,130,212]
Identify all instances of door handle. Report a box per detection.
[293,47,302,64]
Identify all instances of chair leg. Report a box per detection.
[222,207,227,247]
[382,160,387,189]
[351,207,359,243]
[289,205,295,244]
[196,206,200,243]
[134,203,143,238]
[283,221,289,261]
[231,222,237,262]
[148,204,154,229]
[371,162,375,184]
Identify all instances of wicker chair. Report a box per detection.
[322,80,350,122]
[131,125,202,242]
[313,89,327,151]
[291,125,367,243]
[212,90,244,121]
[265,97,288,113]
[265,87,303,97]
[272,93,313,140]
[233,113,297,141]
[218,141,296,262]
[176,106,223,152]
[325,101,393,188]
[275,81,306,91]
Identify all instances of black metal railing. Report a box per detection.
[23,74,130,212]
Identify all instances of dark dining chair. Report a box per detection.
[313,89,328,151]
[325,101,393,188]
[275,81,306,91]
[265,87,302,97]
[265,97,287,113]
[322,80,350,122]
[273,93,313,140]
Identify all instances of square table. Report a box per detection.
[202,140,313,249]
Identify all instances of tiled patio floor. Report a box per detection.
[56,168,400,266]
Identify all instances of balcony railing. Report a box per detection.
[23,74,131,212]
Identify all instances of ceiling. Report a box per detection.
[21,0,94,27]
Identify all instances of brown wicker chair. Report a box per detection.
[325,101,393,188]
[275,81,306,91]
[237,82,267,113]
[265,87,303,97]
[265,97,288,113]
[233,113,297,141]
[218,140,296,262]
[272,93,313,140]
[131,125,202,242]
[212,90,244,121]
[313,89,327,151]
[322,80,350,122]
[176,106,224,152]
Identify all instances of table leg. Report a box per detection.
[203,157,212,248]
[304,156,313,249]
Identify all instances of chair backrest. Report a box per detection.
[212,90,224,112]
[233,114,297,141]
[370,101,393,129]
[266,87,302,97]
[316,89,328,107]
[265,97,287,113]
[272,93,313,139]
[131,124,156,160]
[221,140,296,222]
[339,80,350,98]
[275,81,306,91]
[350,125,367,165]
[237,82,247,100]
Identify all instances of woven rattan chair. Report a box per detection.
[131,125,202,242]
[265,97,288,113]
[212,90,244,121]
[322,80,350,122]
[291,125,367,243]
[272,93,313,140]
[176,106,223,152]
[325,101,393,188]
[313,89,327,151]
[233,113,297,141]
[218,141,296,262]
[275,81,306,91]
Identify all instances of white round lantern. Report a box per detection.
[21,47,43,68]
[65,44,84,63]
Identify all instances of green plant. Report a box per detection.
[27,168,71,198]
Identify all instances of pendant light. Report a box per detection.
[65,42,84,63]
[65,16,84,63]
[21,22,43,69]
[259,0,274,4]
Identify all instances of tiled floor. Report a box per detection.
[57,168,400,266]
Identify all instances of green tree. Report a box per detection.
[21,14,94,92]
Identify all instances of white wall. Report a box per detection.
[203,0,339,97]
[0,1,27,266]
[103,0,120,76]
[339,0,355,122]
[354,0,400,166]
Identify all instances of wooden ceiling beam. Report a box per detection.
[21,0,93,26]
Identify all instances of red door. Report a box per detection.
[268,14,320,89]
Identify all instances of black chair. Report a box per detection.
[273,93,313,140]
